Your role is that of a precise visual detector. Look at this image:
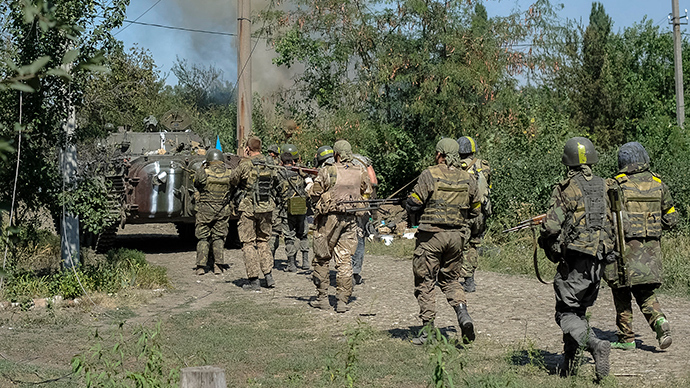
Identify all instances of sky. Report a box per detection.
[116,0,687,91]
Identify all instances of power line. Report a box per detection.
[114,19,240,37]
[114,0,164,36]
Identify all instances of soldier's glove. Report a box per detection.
[604,251,619,265]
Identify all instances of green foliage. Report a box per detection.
[326,321,374,387]
[72,321,179,388]
[422,326,465,388]
[60,176,116,235]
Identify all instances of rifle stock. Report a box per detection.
[503,214,547,233]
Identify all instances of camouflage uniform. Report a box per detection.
[194,160,232,272]
[460,157,491,288]
[351,154,376,284]
[267,155,284,265]
[604,160,678,348]
[230,154,279,284]
[277,167,310,271]
[309,143,371,312]
[540,163,614,377]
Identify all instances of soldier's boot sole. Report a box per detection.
[591,340,610,380]
[655,318,672,350]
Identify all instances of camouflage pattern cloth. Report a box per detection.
[407,162,480,322]
[268,156,284,261]
[308,161,372,304]
[351,154,375,278]
[230,154,279,279]
[277,168,309,263]
[460,157,492,277]
[194,161,232,268]
[540,165,614,350]
[603,163,677,344]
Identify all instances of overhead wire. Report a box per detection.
[114,0,164,36]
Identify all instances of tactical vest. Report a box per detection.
[466,159,491,216]
[615,172,663,238]
[419,164,470,227]
[240,156,275,213]
[198,163,231,203]
[328,164,362,213]
[283,168,308,215]
[563,174,607,256]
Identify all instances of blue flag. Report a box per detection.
[215,136,222,152]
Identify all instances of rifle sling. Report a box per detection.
[531,227,551,285]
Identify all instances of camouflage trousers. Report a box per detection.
[268,209,284,260]
[312,214,358,303]
[611,284,665,343]
[413,229,466,323]
[460,241,479,278]
[195,204,230,268]
[554,252,604,349]
[238,211,273,278]
[284,214,309,261]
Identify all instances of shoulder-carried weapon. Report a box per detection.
[503,213,551,284]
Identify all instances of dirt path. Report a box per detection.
[114,224,690,385]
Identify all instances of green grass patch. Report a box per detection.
[365,237,415,258]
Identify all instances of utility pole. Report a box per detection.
[237,0,252,154]
[671,0,687,128]
[61,100,80,268]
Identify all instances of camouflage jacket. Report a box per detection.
[194,161,233,220]
[408,163,480,233]
[604,164,678,287]
[276,167,308,218]
[540,166,614,259]
[229,154,278,215]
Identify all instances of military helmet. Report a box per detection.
[457,136,477,155]
[267,144,280,155]
[618,142,650,170]
[206,148,224,163]
[561,137,598,166]
[281,143,298,157]
[316,145,334,163]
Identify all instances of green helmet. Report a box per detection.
[281,143,298,157]
[562,137,598,166]
[206,148,224,163]
[316,145,334,164]
[457,136,477,156]
[267,144,280,155]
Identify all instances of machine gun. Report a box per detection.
[502,214,547,233]
[339,198,404,213]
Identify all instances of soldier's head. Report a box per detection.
[435,138,460,166]
[245,136,262,156]
[316,145,334,167]
[561,137,598,167]
[281,152,295,166]
[267,144,280,157]
[618,142,650,170]
[457,136,477,158]
[281,144,298,159]
[206,148,224,164]
[333,140,353,162]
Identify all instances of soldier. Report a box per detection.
[457,136,491,293]
[193,148,233,275]
[315,145,335,168]
[539,137,614,380]
[605,142,677,351]
[308,140,372,313]
[406,138,481,345]
[267,144,285,267]
[277,152,310,272]
[230,136,279,291]
[267,144,281,164]
[351,153,378,285]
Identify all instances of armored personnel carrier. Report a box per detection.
[85,111,240,252]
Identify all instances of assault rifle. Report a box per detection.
[502,214,546,233]
[285,165,319,175]
[339,198,404,213]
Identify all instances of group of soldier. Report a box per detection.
[192,133,676,381]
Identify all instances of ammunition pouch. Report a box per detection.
[287,196,307,216]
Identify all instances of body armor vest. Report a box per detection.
[240,156,275,213]
[329,164,362,212]
[419,164,470,227]
[564,174,606,256]
[199,163,231,203]
[616,172,663,238]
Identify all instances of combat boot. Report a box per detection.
[309,292,329,310]
[353,273,364,285]
[286,257,297,272]
[242,277,260,291]
[264,271,276,288]
[462,274,476,293]
[411,321,434,345]
[301,251,311,270]
[654,317,672,350]
[213,264,222,275]
[196,266,206,276]
[587,337,610,380]
[610,341,635,350]
[454,303,475,343]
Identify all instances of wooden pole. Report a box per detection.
[237,0,252,154]
[180,366,227,388]
[672,0,685,128]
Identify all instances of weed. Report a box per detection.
[425,326,464,388]
[326,320,373,387]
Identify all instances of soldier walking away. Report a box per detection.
[457,136,491,293]
[308,140,372,313]
[267,144,285,268]
[230,136,280,291]
[605,142,678,351]
[351,153,378,285]
[277,151,310,272]
[193,148,233,275]
[539,137,615,380]
[406,138,481,345]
